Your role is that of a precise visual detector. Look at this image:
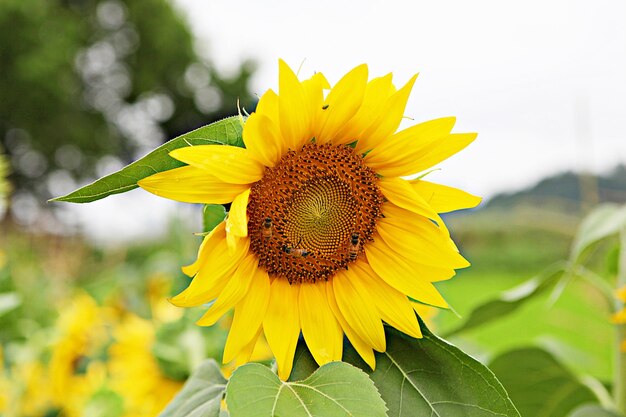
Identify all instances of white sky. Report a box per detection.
[68,0,626,244]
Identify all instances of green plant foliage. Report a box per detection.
[571,204,626,262]
[0,292,21,317]
[160,360,227,417]
[51,116,244,203]
[568,405,625,417]
[226,362,388,417]
[489,348,599,417]
[443,262,565,337]
[203,204,227,233]
[291,324,520,417]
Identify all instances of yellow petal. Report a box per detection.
[170,230,250,307]
[616,286,626,302]
[364,117,456,176]
[326,278,376,370]
[332,268,386,352]
[302,72,330,137]
[365,235,450,308]
[196,254,259,326]
[316,64,368,144]
[256,88,278,120]
[235,327,263,367]
[225,188,250,251]
[223,266,271,363]
[243,112,284,168]
[138,165,248,204]
[333,74,394,145]
[299,281,343,366]
[378,177,438,220]
[351,262,422,339]
[263,278,301,380]
[379,204,469,269]
[169,145,264,185]
[409,180,481,213]
[356,74,418,153]
[181,227,217,277]
[278,59,311,151]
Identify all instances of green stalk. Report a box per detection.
[615,228,626,413]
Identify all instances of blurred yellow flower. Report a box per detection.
[140,60,479,379]
[49,292,111,417]
[108,314,182,417]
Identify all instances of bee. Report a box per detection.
[262,217,273,239]
[348,233,360,261]
[283,238,310,257]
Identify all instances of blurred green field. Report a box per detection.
[436,209,614,382]
[0,202,619,415]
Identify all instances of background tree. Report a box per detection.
[0,0,256,206]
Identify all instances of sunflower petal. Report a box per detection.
[364,117,456,177]
[302,72,330,136]
[181,228,216,277]
[356,74,418,153]
[365,235,450,307]
[263,278,301,380]
[299,282,343,366]
[378,177,438,220]
[223,268,271,364]
[195,254,258,326]
[317,64,368,144]
[226,188,250,251]
[243,112,284,168]
[169,145,264,185]
[278,59,311,150]
[170,229,249,307]
[410,180,481,213]
[351,262,422,339]
[333,74,394,145]
[234,327,263,367]
[256,88,278,120]
[380,202,469,269]
[326,278,376,370]
[138,165,248,204]
[332,268,386,352]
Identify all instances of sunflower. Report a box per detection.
[139,60,480,379]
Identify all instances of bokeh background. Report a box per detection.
[1,0,625,415]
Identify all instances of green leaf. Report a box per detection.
[159,359,227,417]
[226,362,388,417]
[571,204,626,262]
[291,323,520,417]
[203,204,226,233]
[443,262,565,337]
[489,348,598,417]
[51,116,244,203]
[568,405,624,417]
[0,292,21,317]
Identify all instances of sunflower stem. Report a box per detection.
[614,228,626,414]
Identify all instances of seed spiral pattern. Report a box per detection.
[248,143,384,284]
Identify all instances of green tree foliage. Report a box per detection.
[0,0,255,200]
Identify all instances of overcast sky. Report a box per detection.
[69,0,626,244]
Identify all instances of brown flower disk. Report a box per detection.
[248,143,384,284]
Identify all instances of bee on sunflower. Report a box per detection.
[138,60,480,380]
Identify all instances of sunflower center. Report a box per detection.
[248,143,384,284]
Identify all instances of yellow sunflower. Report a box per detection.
[139,60,480,379]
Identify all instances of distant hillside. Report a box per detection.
[485,164,626,213]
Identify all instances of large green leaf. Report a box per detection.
[489,348,598,417]
[226,362,388,417]
[159,359,227,417]
[567,405,624,417]
[291,323,520,417]
[51,116,244,203]
[570,204,626,262]
[443,262,565,337]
